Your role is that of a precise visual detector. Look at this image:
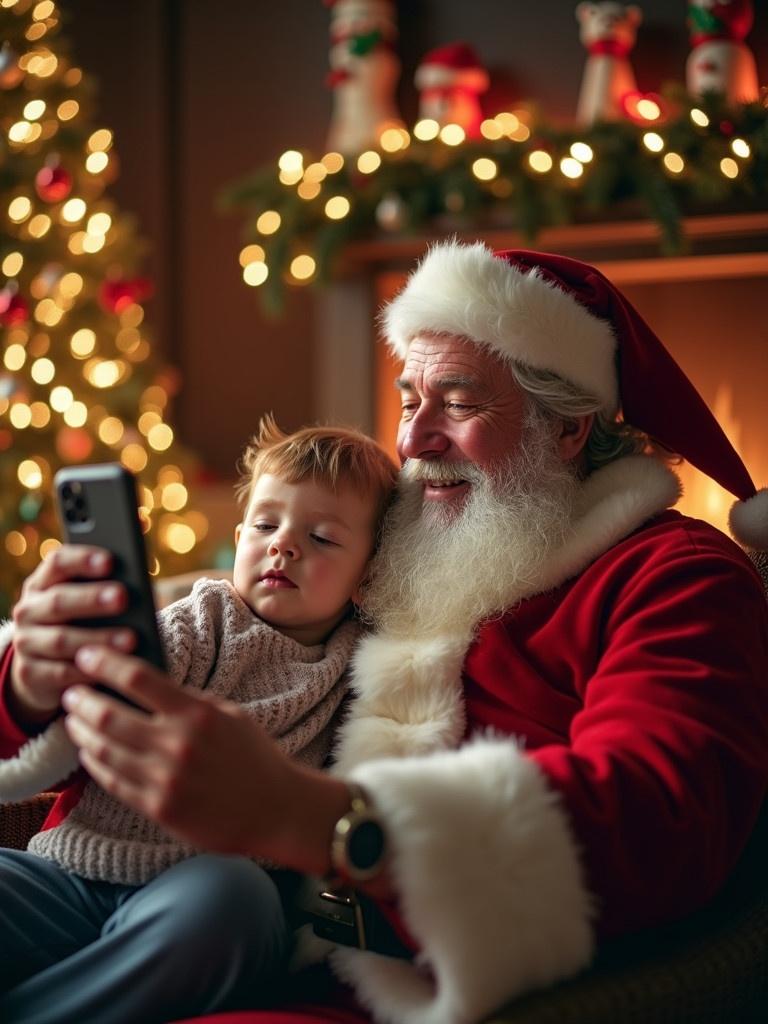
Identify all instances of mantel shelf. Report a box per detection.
[339,211,768,283]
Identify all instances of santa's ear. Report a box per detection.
[557,412,594,461]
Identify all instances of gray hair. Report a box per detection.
[508,361,650,473]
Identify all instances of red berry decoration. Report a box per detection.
[35,163,73,203]
[0,287,29,326]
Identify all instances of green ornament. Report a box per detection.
[19,493,42,522]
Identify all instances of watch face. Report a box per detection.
[348,817,385,873]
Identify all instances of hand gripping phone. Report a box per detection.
[54,464,166,702]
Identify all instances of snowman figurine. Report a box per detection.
[324,0,402,154]
[686,0,759,104]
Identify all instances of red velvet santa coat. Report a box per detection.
[2,457,768,1024]
[329,456,768,1024]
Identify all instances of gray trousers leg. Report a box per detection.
[0,849,290,1024]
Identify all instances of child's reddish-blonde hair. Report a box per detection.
[236,413,398,533]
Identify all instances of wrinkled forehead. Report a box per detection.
[398,332,519,389]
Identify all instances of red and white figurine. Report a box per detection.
[575,2,643,125]
[324,0,401,154]
[414,42,489,139]
[686,0,759,104]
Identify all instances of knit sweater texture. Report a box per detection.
[16,578,358,884]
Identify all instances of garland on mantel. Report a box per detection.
[220,87,768,314]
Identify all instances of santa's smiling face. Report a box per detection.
[395,334,530,515]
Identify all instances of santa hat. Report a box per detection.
[381,239,768,549]
[415,42,489,93]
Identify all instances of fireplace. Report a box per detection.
[315,211,768,538]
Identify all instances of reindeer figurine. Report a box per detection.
[575,2,643,125]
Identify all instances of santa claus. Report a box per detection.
[2,244,767,1024]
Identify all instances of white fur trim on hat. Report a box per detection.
[332,737,594,1024]
[729,487,768,550]
[381,240,619,413]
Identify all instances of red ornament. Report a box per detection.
[98,277,153,314]
[0,287,29,326]
[56,427,94,463]
[35,163,73,203]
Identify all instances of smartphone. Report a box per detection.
[54,463,166,705]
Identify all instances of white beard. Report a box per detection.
[359,409,579,638]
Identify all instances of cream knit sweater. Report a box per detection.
[0,578,358,884]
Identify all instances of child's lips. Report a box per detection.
[260,571,297,589]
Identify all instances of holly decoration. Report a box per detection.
[348,29,383,57]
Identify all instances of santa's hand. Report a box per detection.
[10,546,136,725]
[63,645,349,870]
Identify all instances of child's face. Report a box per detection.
[233,473,376,645]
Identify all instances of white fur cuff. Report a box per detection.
[332,737,595,1024]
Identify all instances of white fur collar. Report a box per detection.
[334,455,680,774]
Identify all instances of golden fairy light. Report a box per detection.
[85,151,109,174]
[161,482,188,511]
[23,99,46,120]
[303,162,327,184]
[121,442,148,472]
[290,254,315,281]
[690,108,709,127]
[472,158,498,181]
[479,118,503,140]
[731,138,750,159]
[278,150,303,174]
[243,261,268,286]
[6,532,27,557]
[31,356,55,383]
[663,152,684,174]
[439,123,465,146]
[4,344,26,371]
[57,99,79,121]
[10,404,32,428]
[720,157,739,178]
[8,196,32,222]
[256,210,281,234]
[570,142,594,163]
[413,118,440,140]
[324,195,350,219]
[239,244,265,266]
[49,385,73,411]
[2,251,23,276]
[356,150,381,174]
[28,213,52,237]
[18,459,43,489]
[61,197,86,222]
[98,416,124,445]
[70,327,95,357]
[642,132,664,152]
[39,538,61,559]
[30,402,50,427]
[87,128,113,152]
[320,152,344,173]
[528,150,553,173]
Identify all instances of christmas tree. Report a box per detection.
[0,0,207,617]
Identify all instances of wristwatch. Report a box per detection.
[329,781,387,885]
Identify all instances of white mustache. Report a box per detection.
[401,459,484,485]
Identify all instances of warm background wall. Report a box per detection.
[61,0,768,480]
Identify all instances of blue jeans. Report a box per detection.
[0,849,291,1024]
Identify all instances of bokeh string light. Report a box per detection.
[223,80,768,313]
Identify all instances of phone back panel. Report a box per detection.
[54,464,166,670]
